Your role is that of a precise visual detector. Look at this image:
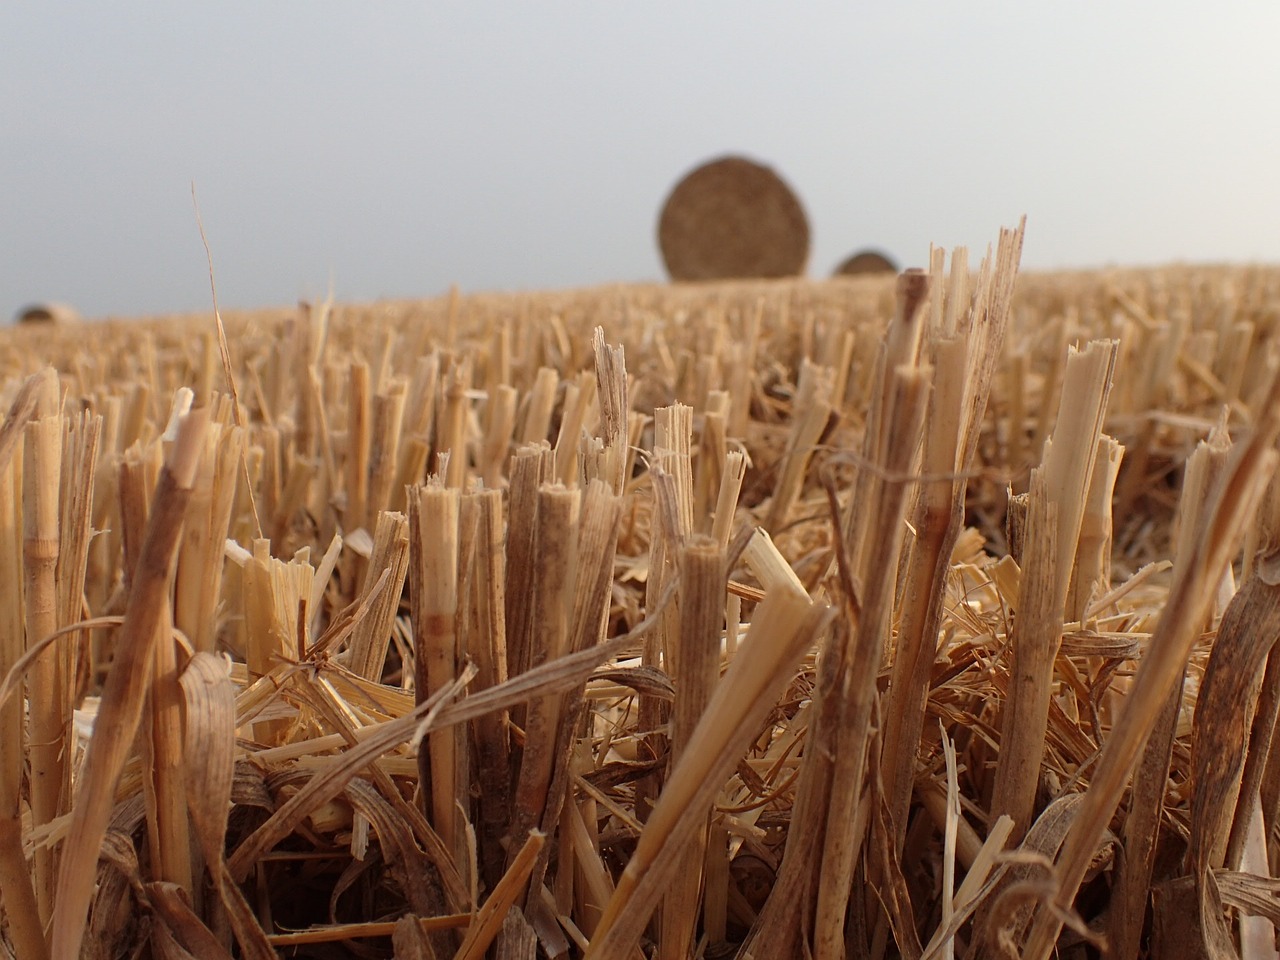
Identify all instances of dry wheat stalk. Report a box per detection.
[4,236,1280,957]
[51,406,207,959]
[25,368,65,924]
[0,376,47,960]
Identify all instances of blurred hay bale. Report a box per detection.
[833,249,898,276]
[14,301,80,324]
[658,155,809,281]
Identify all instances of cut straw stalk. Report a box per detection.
[750,273,931,960]
[522,479,622,908]
[882,334,967,845]
[636,406,695,823]
[224,603,667,886]
[1188,554,1280,884]
[712,449,745,549]
[586,589,832,957]
[591,327,629,495]
[146,569,194,896]
[505,443,553,689]
[25,369,64,924]
[366,378,407,521]
[695,391,728,528]
[1064,435,1124,623]
[460,487,511,891]
[57,410,100,701]
[554,371,596,485]
[345,361,370,530]
[658,535,726,960]
[50,406,207,960]
[1108,421,1231,958]
[509,484,579,863]
[243,538,312,745]
[1023,370,1280,960]
[1229,636,1280,875]
[456,831,546,960]
[880,233,1022,853]
[521,367,559,445]
[119,428,193,900]
[813,365,931,960]
[174,419,244,654]
[347,510,410,681]
[0,423,47,960]
[765,359,832,532]
[439,357,472,490]
[480,384,518,488]
[636,466,680,827]
[989,339,1118,843]
[409,481,467,864]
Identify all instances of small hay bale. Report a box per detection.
[657,155,810,281]
[14,301,80,325]
[833,250,898,277]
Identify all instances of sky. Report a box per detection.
[3,3,1279,320]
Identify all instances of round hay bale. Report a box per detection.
[14,301,80,325]
[834,250,898,277]
[658,156,809,281]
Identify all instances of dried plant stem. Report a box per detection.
[520,367,559,445]
[1024,372,1280,960]
[654,403,695,539]
[882,335,967,845]
[456,831,546,960]
[0,433,47,960]
[481,384,518,488]
[1064,436,1123,622]
[712,449,745,550]
[658,535,725,960]
[174,421,244,653]
[1108,424,1230,958]
[410,482,466,864]
[766,360,833,531]
[509,485,579,864]
[440,358,471,490]
[591,328,629,494]
[347,510,410,681]
[56,410,100,699]
[586,592,831,957]
[367,379,407,520]
[554,371,596,485]
[404,352,440,443]
[345,361,370,530]
[505,444,552,689]
[147,600,193,894]
[243,538,309,745]
[986,469,1059,840]
[637,465,681,824]
[25,371,64,924]
[522,481,621,907]
[461,487,511,891]
[990,340,1118,843]
[1229,630,1280,871]
[695,392,729,529]
[51,406,207,960]
[1188,555,1280,882]
[812,365,931,960]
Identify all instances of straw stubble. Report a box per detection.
[51,406,207,960]
[25,369,66,924]
[13,222,1280,957]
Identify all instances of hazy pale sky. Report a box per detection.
[3,3,1279,319]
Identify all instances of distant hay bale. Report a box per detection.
[15,302,80,325]
[834,250,898,277]
[658,155,810,281]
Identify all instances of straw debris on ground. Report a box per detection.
[4,223,1280,958]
